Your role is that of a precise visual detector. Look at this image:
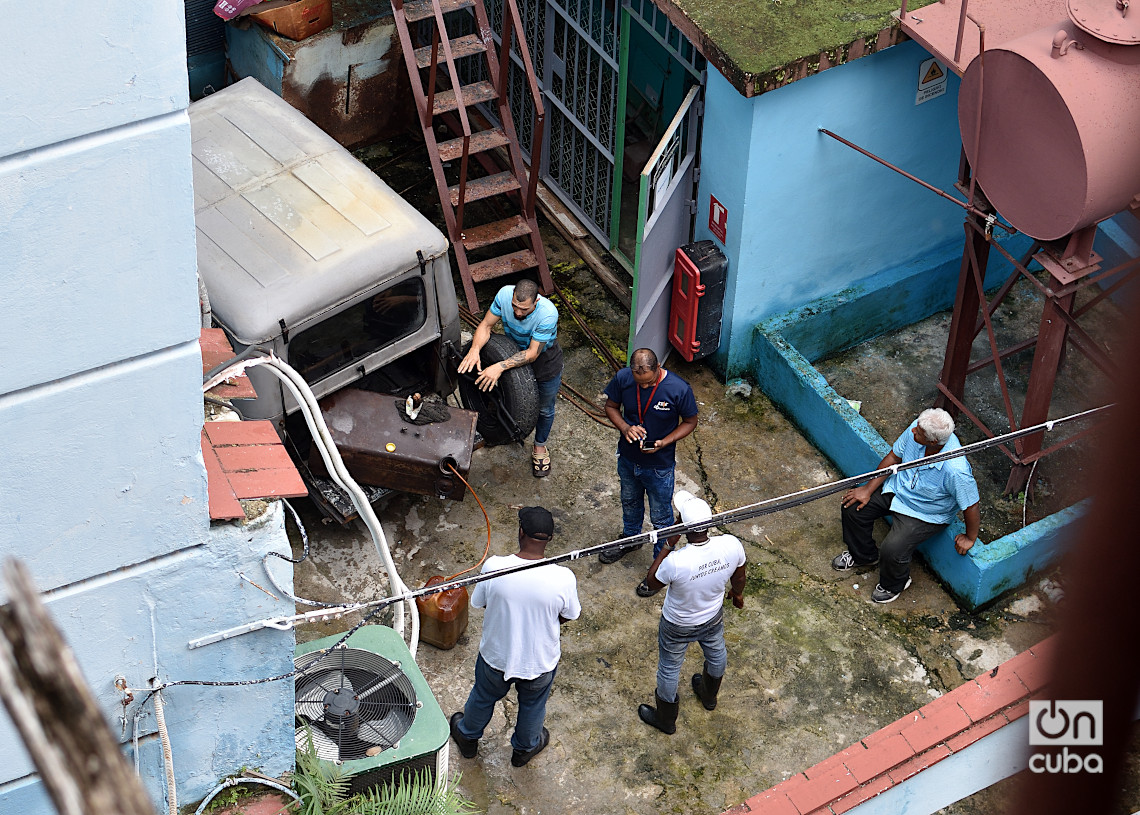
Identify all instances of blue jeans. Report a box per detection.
[534,372,561,446]
[656,611,726,703]
[458,654,556,752]
[618,455,675,557]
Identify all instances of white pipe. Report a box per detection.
[206,354,419,656]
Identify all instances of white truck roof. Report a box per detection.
[190,78,448,344]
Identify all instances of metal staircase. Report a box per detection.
[392,0,552,312]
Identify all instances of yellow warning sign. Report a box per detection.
[916,57,948,105]
[922,61,944,84]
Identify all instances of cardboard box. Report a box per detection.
[248,0,333,41]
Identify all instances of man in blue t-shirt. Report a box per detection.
[832,407,982,604]
[458,280,563,478]
[600,348,699,596]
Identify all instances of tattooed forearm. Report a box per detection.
[499,350,531,371]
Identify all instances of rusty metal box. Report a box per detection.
[310,388,477,500]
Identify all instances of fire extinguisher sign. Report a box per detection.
[709,195,728,244]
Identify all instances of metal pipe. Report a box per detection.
[819,128,973,211]
[954,0,971,63]
[965,14,985,208]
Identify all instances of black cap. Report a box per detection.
[518,506,554,540]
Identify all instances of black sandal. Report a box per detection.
[531,450,551,478]
[636,579,661,598]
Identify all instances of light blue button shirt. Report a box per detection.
[885,420,980,525]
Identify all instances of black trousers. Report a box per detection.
[842,486,945,593]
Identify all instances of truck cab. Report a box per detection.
[191,78,479,521]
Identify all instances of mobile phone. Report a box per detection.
[640,438,655,450]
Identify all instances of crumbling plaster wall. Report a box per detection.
[0,2,294,812]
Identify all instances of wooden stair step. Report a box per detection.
[438,128,511,162]
[461,215,532,251]
[402,0,475,23]
[468,250,539,282]
[449,171,520,206]
[415,34,486,69]
[432,81,497,115]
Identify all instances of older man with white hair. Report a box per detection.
[833,407,981,604]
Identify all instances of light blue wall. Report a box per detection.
[0,2,295,812]
[695,41,968,378]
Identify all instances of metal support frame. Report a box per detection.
[935,197,1139,495]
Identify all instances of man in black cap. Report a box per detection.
[450,506,581,767]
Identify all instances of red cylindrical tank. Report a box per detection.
[959,8,1140,241]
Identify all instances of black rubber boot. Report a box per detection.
[637,692,679,734]
[691,668,723,711]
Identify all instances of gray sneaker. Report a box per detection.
[831,551,877,572]
[871,578,912,604]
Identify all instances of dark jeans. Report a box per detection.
[534,371,561,446]
[842,486,945,593]
[618,456,675,558]
[458,654,556,752]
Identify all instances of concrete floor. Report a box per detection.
[281,241,1137,814]
[276,136,1140,813]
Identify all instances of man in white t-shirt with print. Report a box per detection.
[450,506,581,767]
[637,491,746,735]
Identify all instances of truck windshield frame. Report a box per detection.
[289,277,429,386]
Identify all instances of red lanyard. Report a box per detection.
[636,370,664,426]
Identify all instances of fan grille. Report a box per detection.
[294,647,417,762]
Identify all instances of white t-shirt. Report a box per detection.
[657,534,746,626]
[471,554,581,680]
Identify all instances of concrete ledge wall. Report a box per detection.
[749,252,1085,609]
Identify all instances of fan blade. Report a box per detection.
[353,671,402,702]
[356,719,397,750]
[295,726,340,761]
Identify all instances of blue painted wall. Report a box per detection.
[694,41,969,379]
[0,2,295,811]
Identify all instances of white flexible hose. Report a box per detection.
[152,691,177,815]
[206,353,419,656]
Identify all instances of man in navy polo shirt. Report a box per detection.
[600,348,698,595]
[459,279,562,478]
[832,407,981,604]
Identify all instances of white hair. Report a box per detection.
[917,408,955,446]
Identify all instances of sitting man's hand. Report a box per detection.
[841,485,874,510]
[954,533,976,555]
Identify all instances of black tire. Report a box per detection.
[458,334,539,446]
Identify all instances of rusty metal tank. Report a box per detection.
[958,0,1140,241]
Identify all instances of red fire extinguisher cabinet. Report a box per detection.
[668,240,727,362]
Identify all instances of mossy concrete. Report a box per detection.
[650,0,939,96]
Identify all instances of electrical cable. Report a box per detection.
[152,690,177,815]
[173,401,1112,662]
[193,776,301,815]
[441,463,492,581]
[122,400,1110,775]
[261,500,346,609]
